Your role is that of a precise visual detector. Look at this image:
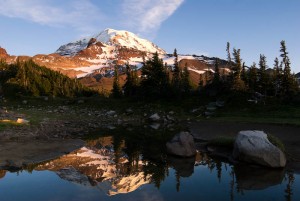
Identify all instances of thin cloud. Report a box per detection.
[0,0,184,38]
[0,0,106,34]
[121,0,184,38]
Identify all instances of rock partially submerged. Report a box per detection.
[233,130,286,168]
[166,132,196,157]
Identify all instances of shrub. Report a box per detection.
[267,134,285,152]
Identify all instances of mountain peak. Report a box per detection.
[56,28,166,56]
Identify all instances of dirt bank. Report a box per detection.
[0,139,84,170]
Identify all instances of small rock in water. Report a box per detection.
[22,100,28,105]
[166,131,196,157]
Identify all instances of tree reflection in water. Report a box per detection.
[285,171,295,201]
[0,125,298,200]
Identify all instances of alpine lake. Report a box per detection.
[0,125,299,201]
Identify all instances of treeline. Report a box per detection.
[112,40,299,102]
[112,49,192,99]
[221,40,299,101]
[0,60,94,97]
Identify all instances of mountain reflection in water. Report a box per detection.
[0,133,299,201]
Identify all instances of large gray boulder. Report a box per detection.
[166,132,196,157]
[233,130,286,168]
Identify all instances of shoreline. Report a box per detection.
[1,119,300,172]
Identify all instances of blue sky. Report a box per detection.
[0,0,299,72]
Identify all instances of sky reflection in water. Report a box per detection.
[0,134,299,201]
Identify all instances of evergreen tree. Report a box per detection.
[231,48,246,91]
[123,64,139,97]
[226,42,232,68]
[273,57,282,96]
[198,74,204,91]
[164,62,172,97]
[0,60,92,97]
[213,58,221,84]
[280,40,299,98]
[248,62,258,92]
[112,66,122,98]
[171,48,181,94]
[181,63,191,94]
[241,62,247,84]
[140,52,168,98]
[258,54,268,95]
[226,42,233,83]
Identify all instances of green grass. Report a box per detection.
[0,121,23,131]
[207,136,235,149]
[212,103,300,126]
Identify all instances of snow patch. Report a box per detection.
[56,28,166,56]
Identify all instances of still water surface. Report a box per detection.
[0,129,299,201]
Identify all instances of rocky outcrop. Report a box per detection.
[179,59,210,70]
[233,130,286,168]
[118,47,145,60]
[76,41,104,59]
[166,132,196,157]
[0,47,9,58]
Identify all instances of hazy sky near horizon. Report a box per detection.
[0,0,299,72]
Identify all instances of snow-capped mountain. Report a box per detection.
[0,29,231,92]
[56,28,166,56]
